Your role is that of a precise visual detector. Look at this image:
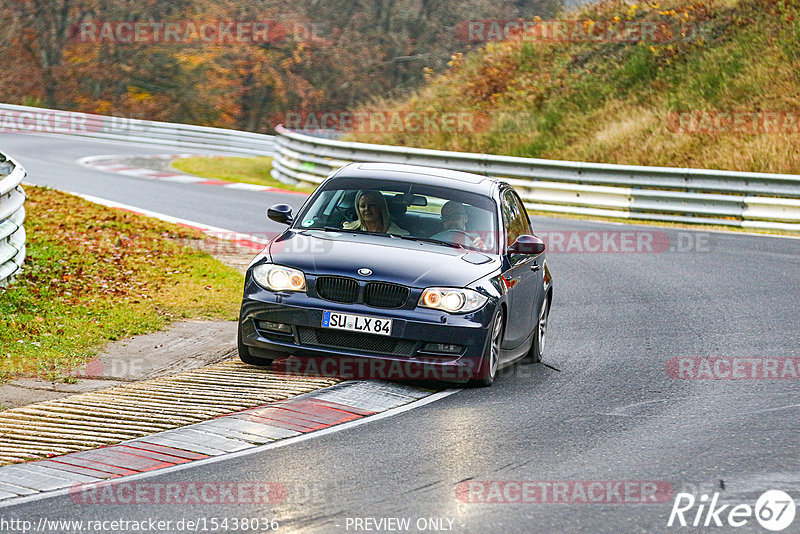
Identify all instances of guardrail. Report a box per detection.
[0,152,26,287]
[271,125,800,231]
[0,103,275,156]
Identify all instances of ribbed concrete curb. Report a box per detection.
[0,361,339,466]
[0,380,439,505]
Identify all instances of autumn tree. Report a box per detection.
[0,0,566,131]
[1,0,97,106]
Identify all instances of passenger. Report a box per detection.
[431,200,487,249]
[343,190,409,235]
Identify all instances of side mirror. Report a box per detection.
[508,234,545,255]
[267,204,293,225]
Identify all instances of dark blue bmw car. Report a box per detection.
[238,162,552,386]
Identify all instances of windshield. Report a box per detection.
[295,177,499,254]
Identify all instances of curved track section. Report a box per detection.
[1,131,799,532]
[0,133,304,234]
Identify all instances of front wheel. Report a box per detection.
[528,297,550,363]
[469,309,503,387]
[237,327,275,367]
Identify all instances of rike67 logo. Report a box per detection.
[668,490,796,531]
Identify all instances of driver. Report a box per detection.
[431,200,487,249]
[343,190,409,235]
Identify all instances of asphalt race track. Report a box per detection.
[2,132,799,533]
[0,133,303,235]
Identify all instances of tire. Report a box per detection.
[469,308,503,387]
[237,327,274,367]
[528,296,550,363]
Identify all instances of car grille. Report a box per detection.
[316,276,358,303]
[298,328,416,356]
[315,277,410,308]
[364,282,409,308]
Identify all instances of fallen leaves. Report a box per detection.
[0,186,243,383]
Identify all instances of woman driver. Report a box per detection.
[343,190,409,235]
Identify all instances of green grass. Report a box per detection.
[172,156,315,193]
[0,187,244,384]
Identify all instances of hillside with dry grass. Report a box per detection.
[349,0,800,174]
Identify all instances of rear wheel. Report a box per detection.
[469,309,503,387]
[528,297,550,363]
[237,327,274,367]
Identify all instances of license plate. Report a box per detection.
[322,311,392,336]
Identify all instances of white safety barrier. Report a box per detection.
[0,152,26,286]
[0,103,275,156]
[271,125,800,231]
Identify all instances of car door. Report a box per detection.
[500,188,543,351]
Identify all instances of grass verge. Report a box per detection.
[171,155,315,193]
[0,187,244,384]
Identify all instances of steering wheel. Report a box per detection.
[449,229,473,239]
[449,229,487,250]
[333,203,356,223]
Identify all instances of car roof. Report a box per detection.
[331,162,500,195]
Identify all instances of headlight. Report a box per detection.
[252,264,306,292]
[418,288,488,313]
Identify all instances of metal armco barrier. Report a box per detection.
[0,103,275,156]
[271,125,800,231]
[0,152,26,287]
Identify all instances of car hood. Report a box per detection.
[268,230,500,288]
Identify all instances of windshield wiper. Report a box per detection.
[307,226,363,233]
[315,228,464,249]
[321,226,391,237]
[387,234,464,249]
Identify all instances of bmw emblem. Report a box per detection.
[358,268,373,276]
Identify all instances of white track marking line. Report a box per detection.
[157,175,206,183]
[224,182,274,191]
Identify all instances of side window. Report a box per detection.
[513,191,532,236]
[502,189,528,248]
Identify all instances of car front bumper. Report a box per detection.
[239,283,497,382]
